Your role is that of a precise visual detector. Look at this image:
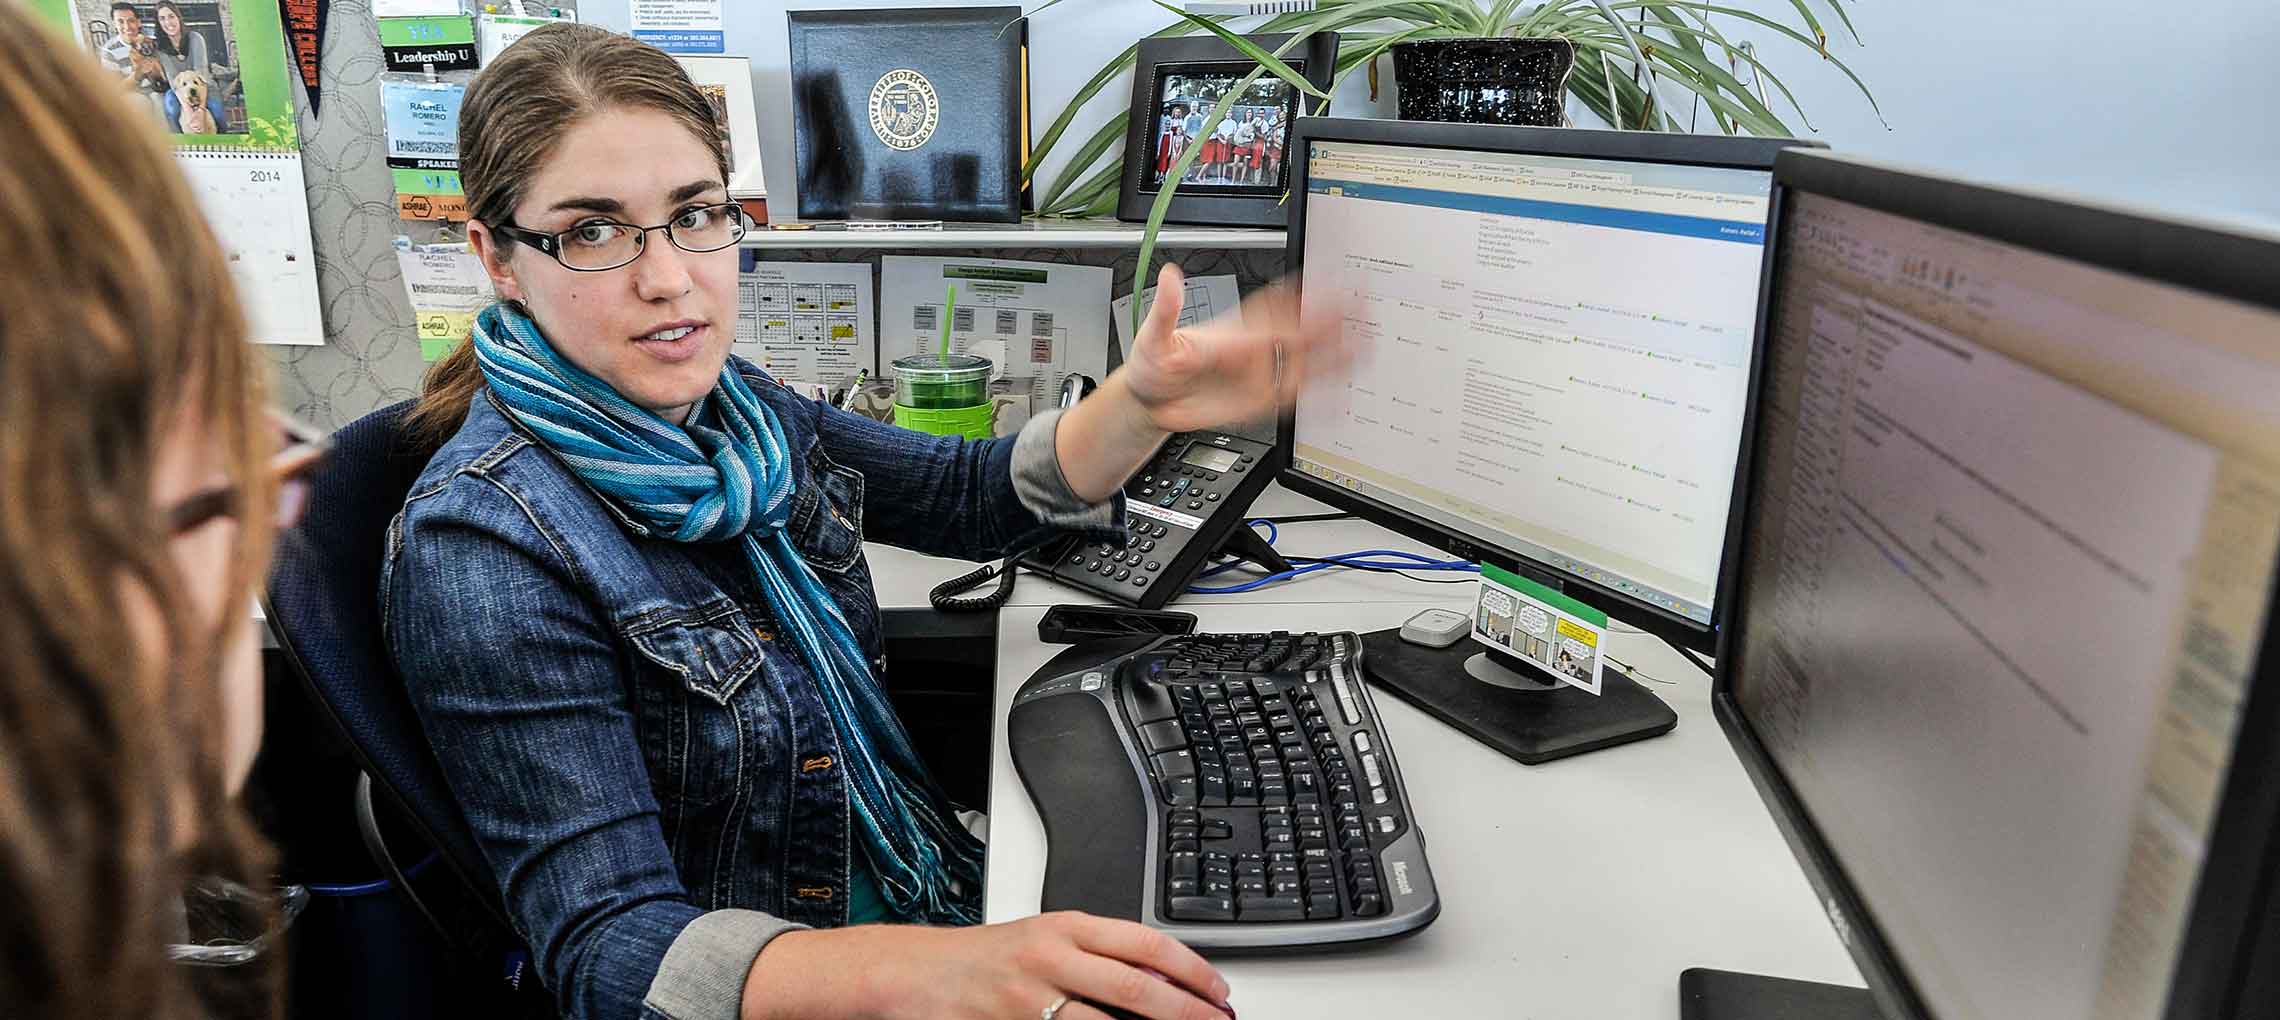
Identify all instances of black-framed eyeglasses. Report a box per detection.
[491,202,752,272]
[167,410,329,536]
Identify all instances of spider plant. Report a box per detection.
[1025,0,1878,333]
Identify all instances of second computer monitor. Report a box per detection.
[1281,118,1812,651]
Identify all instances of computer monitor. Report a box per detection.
[1711,148,2280,1020]
[1279,117,1812,761]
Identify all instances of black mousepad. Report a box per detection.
[1359,628,1677,765]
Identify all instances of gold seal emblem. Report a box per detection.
[868,68,940,151]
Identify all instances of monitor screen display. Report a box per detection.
[1729,187,2280,1020]
[1290,139,1774,628]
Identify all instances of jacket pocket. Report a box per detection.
[626,598,764,706]
[625,599,768,813]
[793,455,865,574]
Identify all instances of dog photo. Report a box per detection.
[73,1,246,136]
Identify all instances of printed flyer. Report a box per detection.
[1473,563,1608,694]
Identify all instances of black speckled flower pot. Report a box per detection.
[1391,37,1575,126]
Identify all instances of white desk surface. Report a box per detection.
[957,486,1864,1020]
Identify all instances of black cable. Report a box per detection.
[1678,645,1716,677]
[1279,555,1480,585]
[931,543,1054,611]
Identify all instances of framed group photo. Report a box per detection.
[1118,32,1339,227]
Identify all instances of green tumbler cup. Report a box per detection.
[892,353,995,439]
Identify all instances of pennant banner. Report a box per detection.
[279,0,327,118]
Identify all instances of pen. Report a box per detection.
[836,368,868,411]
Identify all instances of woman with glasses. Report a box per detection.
[0,7,323,1018]
[387,22,1341,1020]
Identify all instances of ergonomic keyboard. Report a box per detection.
[1009,630,1440,950]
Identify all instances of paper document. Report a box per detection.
[1112,273,1242,361]
[735,258,874,388]
[394,238,495,362]
[880,256,1112,411]
[1473,563,1607,694]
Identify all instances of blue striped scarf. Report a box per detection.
[470,303,983,924]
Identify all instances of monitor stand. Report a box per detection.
[1678,968,1883,1020]
[1357,629,1677,765]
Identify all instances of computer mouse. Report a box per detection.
[1081,995,1236,1020]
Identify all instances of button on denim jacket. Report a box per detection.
[382,360,1118,1020]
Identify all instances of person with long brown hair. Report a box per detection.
[0,5,314,1018]
[386,21,1345,1020]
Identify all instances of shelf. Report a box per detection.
[740,218,1286,251]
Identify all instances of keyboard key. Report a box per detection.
[1151,750,1195,781]
[1238,895,1304,922]
[1162,775,1198,806]
[1199,772,1229,806]
[1126,682,1178,724]
[1167,895,1236,922]
[1168,852,1200,883]
[1307,892,1341,918]
[1138,720,1187,754]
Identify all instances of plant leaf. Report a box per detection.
[1022,13,1217,180]
[1774,0,1826,55]
[1039,114,1129,211]
[1632,20,1815,130]
[1822,0,1860,45]
[1040,161,1124,217]
[1579,37,1782,133]
[1152,0,1331,98]
[1605,1,1882,124]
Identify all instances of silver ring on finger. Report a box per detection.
[1041,994,1071,1020]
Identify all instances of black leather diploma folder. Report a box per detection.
[787,7,1031,223]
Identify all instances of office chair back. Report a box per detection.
[260,400,519,957]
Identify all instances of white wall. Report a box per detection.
[579,0,2280,231]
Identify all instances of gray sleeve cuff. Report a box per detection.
[641,909,806,1020]
[1011,406,1123,531]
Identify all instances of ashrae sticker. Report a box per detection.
[1472,563,1607,694]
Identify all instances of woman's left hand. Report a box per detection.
[1119,263,1350,434]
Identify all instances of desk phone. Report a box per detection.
[1020,431,1282,609]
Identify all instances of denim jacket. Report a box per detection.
[381,359,1120,1020]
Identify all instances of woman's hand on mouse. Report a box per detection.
[741,910,1236,1020]
[1119,263,1351,436]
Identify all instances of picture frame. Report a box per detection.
[674,53,766,200]
[1118,31,1339,227]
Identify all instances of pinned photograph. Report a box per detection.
[76,1,246,136]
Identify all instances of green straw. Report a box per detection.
[940,282,956,365]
